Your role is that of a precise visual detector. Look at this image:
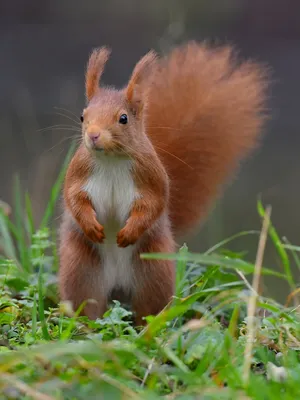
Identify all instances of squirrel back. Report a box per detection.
[144,42,268,236]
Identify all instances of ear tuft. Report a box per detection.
[126,50,157,114]
[85,46,111,101]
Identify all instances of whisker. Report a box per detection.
[53,106,81,122]
[147,125,185,132]
[38,127,82,134]
[41,135,81,155]
[113,143,134,162]
[116,141,153,166]
[116,142,148,164]
[154,145,194,170]
[54,111,81,126]
[37,124,81,133]
[120,140,193,171]
[116,142,142,158]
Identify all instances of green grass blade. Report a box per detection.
[32,291,37,340]
[40,141,77,229]
[25,191,35,238]
[141,252,286,279]
[175,243,189,298]
[60,301,87,341]
[204,230,260,255]
[282,244,300,252]
[0,215,19,244]
[256,300,295,323]
[13,175,30,271]
[160,346,190,373]
[282,239,300,274]
[228,303,240,338]
[38,264,50,340]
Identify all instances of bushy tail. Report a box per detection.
[145,41,269,237]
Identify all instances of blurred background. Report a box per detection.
[1,0,299,300]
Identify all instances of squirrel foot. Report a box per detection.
[82,219,105,243]
[116,226,139,248]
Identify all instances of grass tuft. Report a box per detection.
[0,162,299,398]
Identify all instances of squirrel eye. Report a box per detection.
[80,115,84,123]
[119,114,128,124]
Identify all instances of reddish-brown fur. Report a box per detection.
[63,148,105,243]
[59,41,268,324]
[145,42,268,236]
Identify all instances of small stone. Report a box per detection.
[266,362,288,382]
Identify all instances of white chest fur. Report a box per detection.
[83,156,138,296]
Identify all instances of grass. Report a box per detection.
[0,156,299,399]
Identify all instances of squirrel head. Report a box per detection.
[81,47,157,157]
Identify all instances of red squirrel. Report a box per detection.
[59,41,268,325]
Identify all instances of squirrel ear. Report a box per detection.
[126,50,157,115]
[85,47,111,101]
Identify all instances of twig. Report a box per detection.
[141,357,155,388]
[236,269,258,295]
[90,369,139,399]
[0,373,55,400]
[243,205,272,384]
[76,357,139,398]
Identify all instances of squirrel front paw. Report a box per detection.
[82,219,105,243]
[116,226,139,248]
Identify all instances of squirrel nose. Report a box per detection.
[89,133,100,143]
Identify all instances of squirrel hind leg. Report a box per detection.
[132,258,175,326]
[132,233,176,326]
[59,226,107,320]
